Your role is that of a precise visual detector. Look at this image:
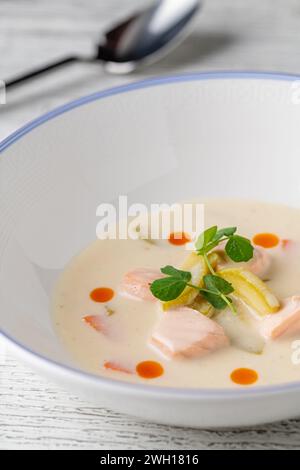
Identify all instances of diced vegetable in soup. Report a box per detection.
[53,200,300,389]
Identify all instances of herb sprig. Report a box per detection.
[150,226,254,314]
[195,226,253,274]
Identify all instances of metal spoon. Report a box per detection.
[6,0,201,90]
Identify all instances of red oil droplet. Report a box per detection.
[168,232,190,246]
[136,360,164,379]
[253,233,279,249]
[230,367,258,385]
[90,287,114,302]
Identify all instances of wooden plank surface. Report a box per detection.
[1,0,300,450]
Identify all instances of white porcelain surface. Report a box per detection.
[1,73,300,427]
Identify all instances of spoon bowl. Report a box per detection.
[6,0,201,88]
[98,0,201,74]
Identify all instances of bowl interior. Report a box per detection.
[1,74,299,368]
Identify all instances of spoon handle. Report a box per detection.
[5,56,82,89]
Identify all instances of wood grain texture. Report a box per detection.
[1,0,300,450]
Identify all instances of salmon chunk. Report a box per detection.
[103,361,133,374]
[247,247,271,279]
[83,315,107,334]
[120,268,163,301]
[259,296,300,339]
[215,243,271,279]
[150,307,229,358]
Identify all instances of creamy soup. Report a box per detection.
[53,200,300,388]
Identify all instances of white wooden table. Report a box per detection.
[1,0,300,450]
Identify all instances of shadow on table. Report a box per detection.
[140,31,237,73]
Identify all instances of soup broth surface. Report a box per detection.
[53,200,300,388]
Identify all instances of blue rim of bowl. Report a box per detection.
[1,70,300,400]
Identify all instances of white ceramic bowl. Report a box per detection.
[1,72,300,428]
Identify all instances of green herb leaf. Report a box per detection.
[200,290,229,310]
[225,235,254,262]
[200,274,234,310]
[150,266,192,301]
[215,226,237,240]
[195,226,218,251]
[196,226,238,255]
[150,277,187,301]
[160,265,191,282]
[199,239,220,255]
[203,274,234,295]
